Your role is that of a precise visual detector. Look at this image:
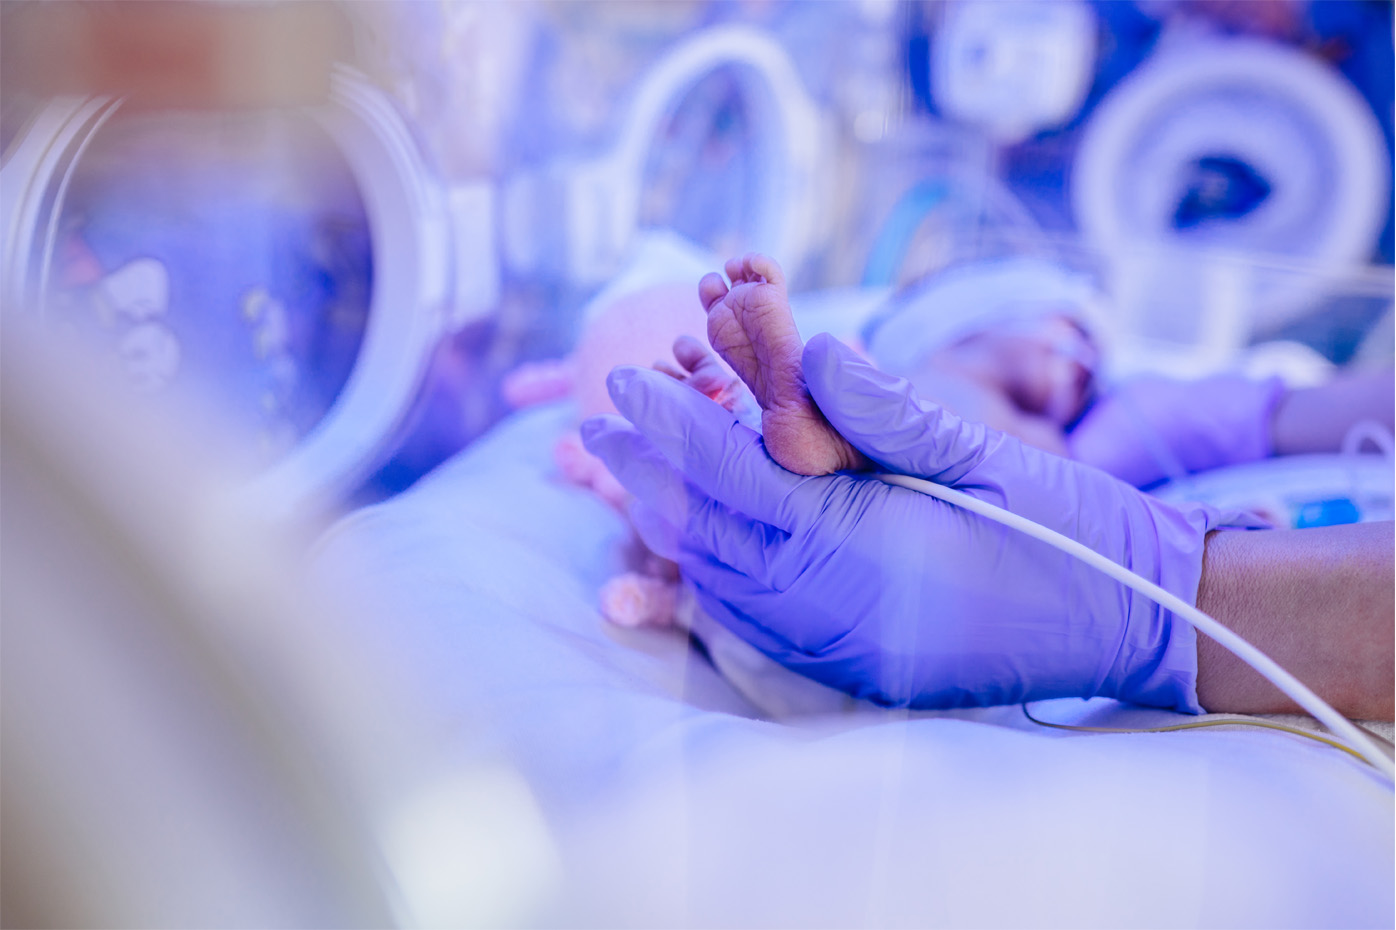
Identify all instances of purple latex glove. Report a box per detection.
[583,334,1247,712]
[1068,374,1286,488]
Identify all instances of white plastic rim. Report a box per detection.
[563,24,831,285]
[1,95,122,314]
[0,68,454,520]
[244,66,451,519]
[1072,37,1389,326]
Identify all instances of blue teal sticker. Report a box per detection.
[1294,498,1361,528]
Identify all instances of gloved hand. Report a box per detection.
[1068,374,1286,489]
[583,334,1250,712]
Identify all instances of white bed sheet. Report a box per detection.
[313,403,1394,928]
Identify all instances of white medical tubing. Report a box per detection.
[876,473,1396,780]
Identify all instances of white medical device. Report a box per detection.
[1152,450,1395,530]
[1073,37,1390,337]
[931,0,1098,143]
[501,25,833,289]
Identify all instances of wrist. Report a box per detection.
[1194,522,1395,716]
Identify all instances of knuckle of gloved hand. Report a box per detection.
[670,479,704,531]
[765,545,810,594]
[711,420,762,479]
[681,492,722,544]
[770,475,828,533]
[798,604,882,662]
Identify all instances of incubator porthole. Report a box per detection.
[46,108,374,466]
[1072,38,1390,329]
[639,65,760,260]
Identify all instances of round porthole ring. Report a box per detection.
[2,95,122,317]
[0,67,455,520]
[1071,37,1389,323]
[244,65,454,519]
[559,25,832,286]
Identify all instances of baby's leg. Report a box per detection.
[698,253,866,475]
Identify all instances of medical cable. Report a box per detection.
[1020,702,1394,765]
[876,472,1396,779]
[1341,420,1395,460]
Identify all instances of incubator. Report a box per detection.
[1153,449,1395,530]
[3,3,1394,926]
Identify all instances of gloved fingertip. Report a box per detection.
[608,365,714,444]
[802,331,836,363]
[803,331,971,479]
[579,413,630,451]
[605,365,646,403]
[803,333,891,408]
[803,331,839,356]
[803,330,871,371]
[629,498,683,562]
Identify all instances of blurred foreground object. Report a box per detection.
[0,322,393,927]
[0,1,348,108]
[0,320,560,927]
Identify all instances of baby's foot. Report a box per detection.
[698,253,866,475]
[655,334,740,405]
[652,334,757,428]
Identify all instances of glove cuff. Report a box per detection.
[1102,500,1266,714]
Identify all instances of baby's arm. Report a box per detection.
[1270,370,1395,455]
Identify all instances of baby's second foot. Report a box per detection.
[653,334,757,428]
[698,253,866,475]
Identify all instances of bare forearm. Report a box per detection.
[1270,371,1394,455]
[1194,522,1394,717]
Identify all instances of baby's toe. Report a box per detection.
[747,253,786,290]
[698,272,728,312]
[653,358,686,381]
[723,256,746,285]
[671,334,711,372]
